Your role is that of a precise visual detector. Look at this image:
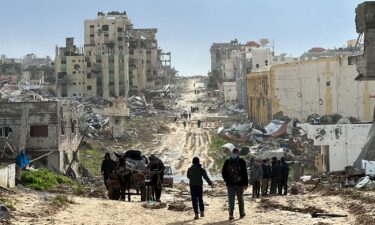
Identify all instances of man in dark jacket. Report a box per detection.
[101,152,116,190]
[222,148,248,221]
[270,157,282,194]
[261,159,271,196]
[187,157,213,220]
[147,155,165,202]
[280,157,289,195]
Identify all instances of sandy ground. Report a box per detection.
[10,186,358,225]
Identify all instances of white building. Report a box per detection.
[299,123,372,172]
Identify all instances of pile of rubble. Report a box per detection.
[217,120,320,165]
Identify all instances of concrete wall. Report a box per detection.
[247,56,375,123]
[223,82,237,102]
[0,164,15,188]
[299,123,372,172]
[0,101,80,173]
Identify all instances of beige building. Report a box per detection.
[55,38,88,97]
[247,56,375,124]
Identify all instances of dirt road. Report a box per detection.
[151,79,216,177]
[11,187,358,225]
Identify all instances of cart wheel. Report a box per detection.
[140,184,147,202]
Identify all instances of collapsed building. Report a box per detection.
[56,11,177,99]
[0,101,81,173]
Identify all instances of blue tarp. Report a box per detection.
[16,151,29,169]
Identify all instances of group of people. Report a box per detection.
[186,148,289,221]
[101,153,165,202]
[102,149,289,221]
[250,157,289,198]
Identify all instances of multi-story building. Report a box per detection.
[55,37,88,97]
[246,56,375,124]
[56,11,170,98]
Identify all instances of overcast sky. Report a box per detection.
[0,0,363,76]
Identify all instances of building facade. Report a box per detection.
[247,56,375,124]
[0,101,81,173]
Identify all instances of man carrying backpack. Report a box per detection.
[222,148,248,221]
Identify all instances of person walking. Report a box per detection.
[147,155,165,202]
[183,120,187,128]
[197,120,201,128]
[261,159,271,196]
[222,148,248,221]
[187,157,213,220]
[250,159,263,198]
[101,152,116,190]
[280,157,289,195]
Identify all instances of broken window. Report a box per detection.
[326,81,331,86]
[256,64,259,68]
[265,60,268,66]
[102,25,109,31]
[90,34,94,37]
[0,127,12,137]
[30,125,48,137]
[73,82,76,85]
[87,85,92,90]
[118,37,123,41]
[87,73,91,79]
[61,60,66,64]
[74,64,80,70]
[90,25,94,29]
[117,27,123,32]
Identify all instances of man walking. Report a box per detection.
[250,159,263,198]
[261,159,271,196]
[222,148,248,221]
[187,157,213,220]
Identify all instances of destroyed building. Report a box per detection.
[246,54,375,124]
[0,101,81,173]
[56,11,176,99]
[299,123,372,173]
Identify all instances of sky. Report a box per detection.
[0,0,364,76]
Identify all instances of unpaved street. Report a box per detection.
[150,79,216,177]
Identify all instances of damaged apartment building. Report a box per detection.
[56,11,176,99]
[246,41,372,125]
[0,101,81,173]
[209,39,291,108]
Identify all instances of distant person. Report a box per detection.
[293,162,304,182]
[250,159,263,198]
[197,120,201,128]
[188,113,191,120]
[261,159,271,196]
[187,157,213,220]
[222,148,248,221]
[101,153,116,190]
[280,157,289,195]
[147,155,165,202]
[183,121,187,128]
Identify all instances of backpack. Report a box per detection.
[226,158,241,183]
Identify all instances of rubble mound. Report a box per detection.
[142,202,167,210]
[168,201,192,211]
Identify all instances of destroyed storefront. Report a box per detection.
[0,101,81,173]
